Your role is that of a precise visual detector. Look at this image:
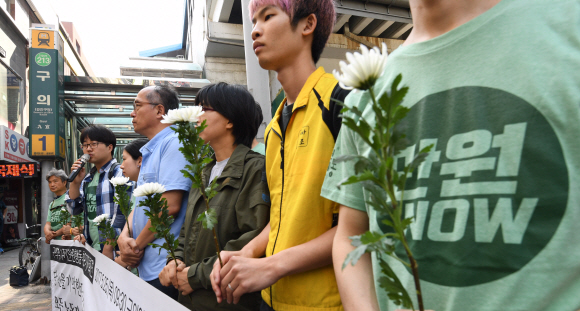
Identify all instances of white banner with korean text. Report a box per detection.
[50,240,188,311]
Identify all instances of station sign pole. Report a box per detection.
[28,24,66,280]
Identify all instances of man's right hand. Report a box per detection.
[74,234,86,245]
[159,259,185,288]
[45,230,55,244]
[70,158,87,184]
[118,233,143,267]
[210,250,244,303]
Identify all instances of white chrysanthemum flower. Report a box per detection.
[333,43,388,91]
[93,214,109,225]
[110,176,131,187]
[133,182,166,197]
[161,106,205,124]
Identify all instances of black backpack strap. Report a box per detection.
[108,162,120,180]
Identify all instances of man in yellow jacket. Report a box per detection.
[210,0,349,310]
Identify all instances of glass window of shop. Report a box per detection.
[0,62,22,133]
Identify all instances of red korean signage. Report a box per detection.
[0,163,38,178]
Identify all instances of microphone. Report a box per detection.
[68,154,90,182]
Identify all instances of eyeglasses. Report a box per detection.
[132,102,161,113]
[80,142,105,150]
[201,106,215,112]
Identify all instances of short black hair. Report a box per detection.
[146,85,180,114]
[195,83,260,148]
[124,138,149,160]
[80,125,116,157]
[254,102,263,138]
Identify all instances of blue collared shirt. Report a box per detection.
[132,126,192,281]
[66,159,126,246]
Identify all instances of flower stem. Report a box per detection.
[167,246,193,302]
[126,220,132,238]
[213,228,223,267]
[203,192,223,267]
[400,236,424,311]
[371,84,424,311]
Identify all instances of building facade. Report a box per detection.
[0,0,94,247]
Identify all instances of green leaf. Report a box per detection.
[197,208,217,230]
[408,145,434,173]
[333,154,366,164]
[330,97,345,107]
[377,258,414,309]
[342,118,373,148]
[401,217,414,230]
[391,127,410,156]
[339,170,378,186]
[343,243,367,270]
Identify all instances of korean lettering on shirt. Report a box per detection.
[398,122,536,245]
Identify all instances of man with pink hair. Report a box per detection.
[210,0,349,310]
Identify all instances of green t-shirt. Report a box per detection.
[46,194,67,240]
[321,0,580,310]
[251,142,266,156]
[86,172,101,251]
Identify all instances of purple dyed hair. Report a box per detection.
[249,0,336,63]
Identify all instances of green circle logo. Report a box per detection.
[387,87,568,287]
[35,52,51,67]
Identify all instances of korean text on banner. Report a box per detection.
[50,240,188,311]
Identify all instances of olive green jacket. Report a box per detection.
[172,144,270,310]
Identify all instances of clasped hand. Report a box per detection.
[210,251,279,305]
[117,233,144,268]
[159,259,193,296]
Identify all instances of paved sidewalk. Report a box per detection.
[0,248,51,311]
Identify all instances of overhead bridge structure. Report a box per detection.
[61,75,210,165]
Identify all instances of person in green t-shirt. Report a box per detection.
[250,104,265,156]
[44,169,72,243]
[321,0,580,310]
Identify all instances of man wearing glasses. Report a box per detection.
[117,85,192,299]
[67,125,125,256]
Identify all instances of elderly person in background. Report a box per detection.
[44,169,79,243]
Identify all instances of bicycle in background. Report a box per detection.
[18,223,42,282]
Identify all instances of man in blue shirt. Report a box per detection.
[118,85,191,299]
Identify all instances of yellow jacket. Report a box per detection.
[263,68,349,311]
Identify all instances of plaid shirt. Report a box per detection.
[66,159,129,246]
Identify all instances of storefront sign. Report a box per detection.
[0,163,38,178]
[28,25,65,160]
[3,206,17,224]
[50,241,189,311]
[0,126,36,163]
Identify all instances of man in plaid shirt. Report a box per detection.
[66,125,126,254]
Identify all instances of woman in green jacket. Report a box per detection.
[159,82,270,310]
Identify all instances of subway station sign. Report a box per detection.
[29,24,65,159]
